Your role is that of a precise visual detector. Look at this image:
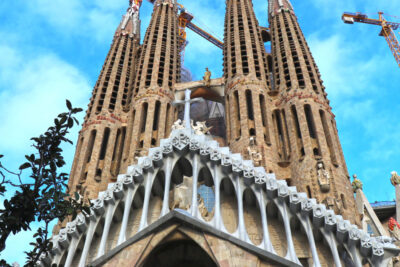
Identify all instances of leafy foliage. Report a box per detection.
[0,100,90,266]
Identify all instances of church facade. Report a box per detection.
[44,0,400,266]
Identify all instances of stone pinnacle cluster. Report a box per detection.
[69,0,356,228]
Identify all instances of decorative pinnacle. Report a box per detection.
[351,174,363,192]
[391,171,400,186]
[269,0,294,16]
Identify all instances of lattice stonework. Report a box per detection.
[45,129,398,267]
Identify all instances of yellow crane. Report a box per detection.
[342,12,400,68]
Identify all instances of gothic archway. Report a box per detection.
[141,239,218,267]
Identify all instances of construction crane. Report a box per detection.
[145,0,223,52]
[342,12,400,68]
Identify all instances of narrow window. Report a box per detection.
[140,103,148,133]
[80,130,96,181]
[234,91,241,139]
[259,94,271,144]
[306,186,312,198]
[273,110,287,160]
[245,90,254,120]
[112,127,126,176]
[165,104,171,138]
[153,101,161,131]
[320,110,338,165]
[86,130,97,163]
[304,105,316,139]
[304,105,321,156]
[341,194,347,209]
[111,129,121,161]
[291,105,305,157]
[281,109,291,156]
[99,128,110,160]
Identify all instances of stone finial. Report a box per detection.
[351,174,363,193]
[391,171,400,186]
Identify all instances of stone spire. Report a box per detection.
[117,0,142,37]
[268,0,358,223]
[67,1,141,199]
[223,0,277,172]
[121,0,180,169]
[268,0,294,16]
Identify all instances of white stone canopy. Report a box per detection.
[43,128,399,267]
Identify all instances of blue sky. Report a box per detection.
[0,0,399,264]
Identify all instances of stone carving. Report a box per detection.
[389,256,400,267]
[352,174,363,192]
[323,197,343,215]
[391,171,400,186]
[316,161,330,192]
[172,119,186,130]
[198,194,214,219]
[170,177,192,210]
[203,67,211,87]
[247,137,263,166]
[46,127,396,267]
[191,120,212,135]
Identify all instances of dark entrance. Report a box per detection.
[141,239,218,267]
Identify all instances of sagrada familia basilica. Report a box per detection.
[42,0,400,266]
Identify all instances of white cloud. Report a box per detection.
[26,0,127,42]
[0,45,91,154]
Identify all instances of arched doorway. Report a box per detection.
[141,239,218,267]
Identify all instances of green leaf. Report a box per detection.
[19,162,31,170]
[66,99,72,110]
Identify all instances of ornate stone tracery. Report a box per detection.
[45,128,399,267]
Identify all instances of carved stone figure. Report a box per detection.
[171,119,186,130]
[203,67,211,87]
[316,161,330,192]
[389,256,400,267]
[191,120,212,135]
[198,195,209,218]
[247,137,263,166]
[391,171,400,186]
[323,197,343,214]
[352,174,363,192]
[170,186,190,210]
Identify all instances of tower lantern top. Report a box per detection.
[268,0,294,16]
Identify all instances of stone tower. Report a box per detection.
[67,1,141,200]
[223,0,277,173]
[121,0,180,170]
[46,1,399,266]
[268,0,357,221]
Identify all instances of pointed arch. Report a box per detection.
[220,177,238,233]
[171,157,193,185]
[243,188,263,246]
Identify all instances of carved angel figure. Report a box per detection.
[391,171,400,186]
[191,120,212,135]
[171,119,186,130]
[317,161,330,192]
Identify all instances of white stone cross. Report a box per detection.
[172,89,204,130]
